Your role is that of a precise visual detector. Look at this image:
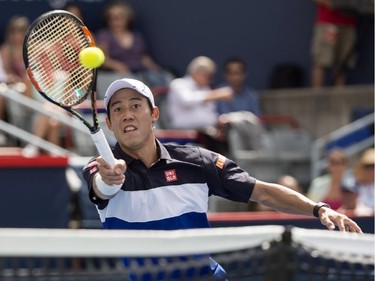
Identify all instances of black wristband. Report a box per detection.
[313,202,331,218]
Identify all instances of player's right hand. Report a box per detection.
[96,157,126,185]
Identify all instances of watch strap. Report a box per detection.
[313,202,331,218]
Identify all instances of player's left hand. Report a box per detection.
[318,207,363,233]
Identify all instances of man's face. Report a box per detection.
[225,62,246,88]
[106,88,158,152]
[192,68,214,87]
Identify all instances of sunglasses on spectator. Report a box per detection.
[363,164,374,169]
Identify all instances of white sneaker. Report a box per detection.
[22,144,39,157]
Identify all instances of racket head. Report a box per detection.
[23,10,96,108]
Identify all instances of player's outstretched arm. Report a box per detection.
[251,180,363,233]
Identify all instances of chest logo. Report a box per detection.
[164,169,178,182]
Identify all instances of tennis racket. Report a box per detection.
[23,10,119,186]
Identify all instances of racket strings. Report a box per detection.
[26,14,94,107]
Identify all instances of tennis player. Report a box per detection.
[82,78,362,280]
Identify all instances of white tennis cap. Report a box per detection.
[104,78,155,110]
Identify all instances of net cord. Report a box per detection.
[0,226,373,260]
[292,227,374,257]
[0,226,284,257]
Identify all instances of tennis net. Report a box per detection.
[0,225,373,281]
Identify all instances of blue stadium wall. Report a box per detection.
[0,0,373,90]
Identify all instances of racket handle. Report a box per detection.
[91,129,116,168]
[91,129,122,198]
[95,174,122,198]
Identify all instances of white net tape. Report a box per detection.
[0,226,373,260]
[0,226,284,257]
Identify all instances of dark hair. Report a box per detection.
[102,0,135,30]
[223,56,247,73]
[63,3,84,21]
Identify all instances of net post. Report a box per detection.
[263,225,297,281]
[280,225,296,281]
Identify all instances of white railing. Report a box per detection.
[310,112,374,179]
[0,83,90,156]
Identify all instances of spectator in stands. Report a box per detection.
[95,0,171,87]
[167,56,232,130]
[0,16,35,146]
[352,147,374,214]
[167,56,269,157]
[64,3,85,21]
[215,56,267,157]
[216,56,261,116]
[166,56,233,153]
[310,0,357,88]
[278,174,303,194]
[0,16,67,156]
[22,101,67,157]
[0,16,30,85]
[307,148,357,210]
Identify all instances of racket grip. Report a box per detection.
[95,174,122,198]
[91,129,116,168]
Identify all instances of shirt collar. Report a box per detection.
[113,138,172,164]
[156,138,173,161]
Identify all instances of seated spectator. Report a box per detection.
[64,3,84,21]
[167,56,232,130]
[95,0,172,87]
[216,56,261,116]
[307,148,357,210]
[22,101,67,157]
[166,56,233,153]
[338,188,358,214]
[278,174,303,194]
[0,16,34,145]
[216,56,267,157]
[353,147,374,215]
[0,16,30,86]
[0,16,67,156]
[167,56,269,157]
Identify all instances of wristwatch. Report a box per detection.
[313,202,331,218]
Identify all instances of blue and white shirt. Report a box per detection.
[83,139,256,280]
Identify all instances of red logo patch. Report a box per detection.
[88,161,98,175]
[164,169,178,182]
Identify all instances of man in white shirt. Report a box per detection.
[167,56,232,130]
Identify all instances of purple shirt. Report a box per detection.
[95,29,148,72]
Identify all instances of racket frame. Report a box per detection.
[23,10,120,176]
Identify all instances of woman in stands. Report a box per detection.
[308,148,357,210]
[95,0,171,87]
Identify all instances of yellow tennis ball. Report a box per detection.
[79,47,105,69]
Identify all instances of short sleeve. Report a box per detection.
[200,148,256,203]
